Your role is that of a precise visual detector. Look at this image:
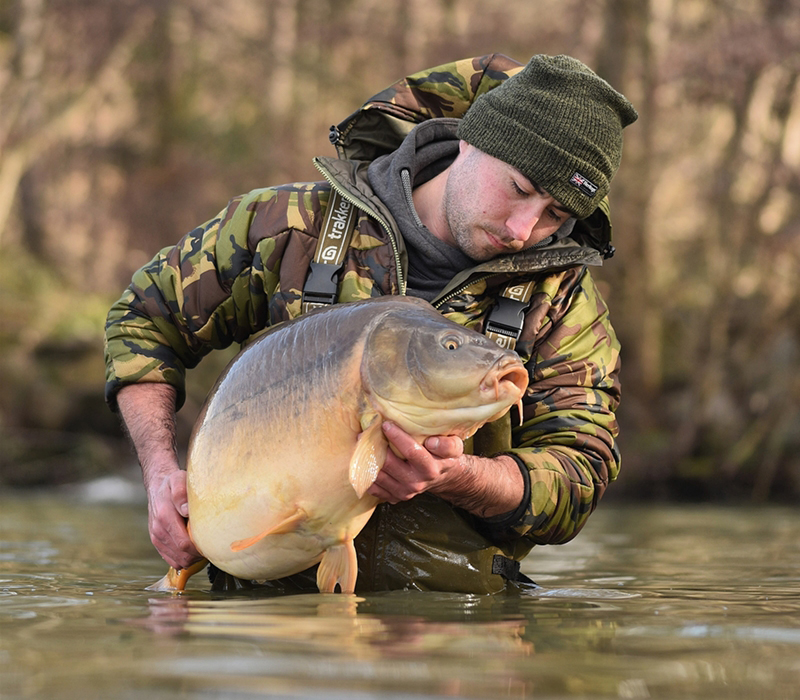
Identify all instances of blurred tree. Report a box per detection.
[664,0,800,498]
[0,0,152,251]
[595,0,661,400]
[0,0,797,497]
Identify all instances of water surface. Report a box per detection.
[2,491,799,699]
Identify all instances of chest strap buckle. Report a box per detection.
[302,261,341,309]
[483,280,536,351]
[301,188,358,315]
[485,296,527,341]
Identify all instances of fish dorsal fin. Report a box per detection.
[229,507,307,552]
[349,415,388,498]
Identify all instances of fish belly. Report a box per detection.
[185,333,375,582]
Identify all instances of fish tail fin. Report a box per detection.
[316,540,358,594]
[349,416,388,498]
[145,558,209,592]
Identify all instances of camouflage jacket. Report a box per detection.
[105,54,621,593]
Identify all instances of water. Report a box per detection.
[1,490,799,699]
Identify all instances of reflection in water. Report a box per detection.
[142,593,534,654]
[137,593,538,697]
[1,495,800,699]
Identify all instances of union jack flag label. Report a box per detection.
[569,171,598,197]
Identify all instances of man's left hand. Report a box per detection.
[367,421,525,519]
[366,421,465,503]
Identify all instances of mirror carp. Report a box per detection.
[148,296,528,594]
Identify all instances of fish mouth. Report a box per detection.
[482,355,529,400]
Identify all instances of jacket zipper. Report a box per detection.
[314,158,407,296]
[433,274,494,310]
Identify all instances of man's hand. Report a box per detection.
[117,383,203,569]
[367,421,525,519]
[145,466,202,570]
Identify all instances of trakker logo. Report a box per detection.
[320,196,355,263]
[569,171,598,197]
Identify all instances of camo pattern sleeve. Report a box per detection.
[103,184,330,410]
[505,267,621,545]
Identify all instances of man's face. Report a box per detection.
[442,141,573,261]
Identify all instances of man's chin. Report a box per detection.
[463,247,496,263]
[456,232,507,262]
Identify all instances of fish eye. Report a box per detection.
[441,334,461,351]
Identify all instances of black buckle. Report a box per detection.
[485,296,527,340]
[302,261,340,306]
[492,554,538,586]
[492,554,521,580]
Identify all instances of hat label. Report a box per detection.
[569,171,598,197]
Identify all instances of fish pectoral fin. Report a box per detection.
[229,508,307,552]
[316,540,358,594]
[349,416,388,498]
[145,558,209,592]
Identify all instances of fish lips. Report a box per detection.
[480,354,529,404]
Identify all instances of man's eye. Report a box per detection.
[548,208,564,222]
[512,181,528,196]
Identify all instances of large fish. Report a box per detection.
[149,296,528,594]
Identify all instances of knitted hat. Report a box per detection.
[457,54,638,219]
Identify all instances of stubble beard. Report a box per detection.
[443,185,497,263]
[453,227,496,262]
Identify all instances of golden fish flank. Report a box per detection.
[148,296,528,594]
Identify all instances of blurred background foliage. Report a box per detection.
[0,0,798,500]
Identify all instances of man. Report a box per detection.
[105,53,637,593]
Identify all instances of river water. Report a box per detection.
[1,489,799,699]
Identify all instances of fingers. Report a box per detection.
[383,422,463,468]
[150,514,198,570]
[381,421,428,464]
[370,449,425,503]
[366,422,466,504]
[167,469,190,518]
[424,434,464,459]
[148,471,202,570]
[367,475,404,504]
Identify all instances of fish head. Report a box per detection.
[362,305,529,438]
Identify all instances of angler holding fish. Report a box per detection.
[105,53,637,593]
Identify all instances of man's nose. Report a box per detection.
[506,201,546,242]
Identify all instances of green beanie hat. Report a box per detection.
[457,54,638,219]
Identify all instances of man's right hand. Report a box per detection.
[116,383,203,570]
[146,466,203,570]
